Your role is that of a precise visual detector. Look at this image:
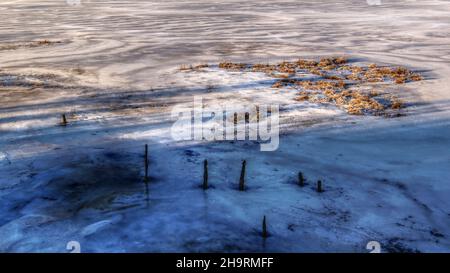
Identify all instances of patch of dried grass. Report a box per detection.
[179,64,193,71]
[211,56,423,116]
[180,63,209,71]
[219,62,246,71]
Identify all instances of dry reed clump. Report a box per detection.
[324,74,343,81]
[29,40,62,48]
[350,64,423,84]
[251,63,276,73]
[271,78,298,88]
[37,40,52,45]
[295,91,311,102]
[180,63,209,71]
[219,56,348,75]
[277,61,297,74]
[213,56,423,116]
[302,88,386,115]
[295,59,319,69]
[302,88,407,116]
[346,92,385,115]
[295,82,410,115]
[391,100,403,109]
[194,64,209,69]
[308,68,326,77]
[219,62,247,71]
[296,80,346,91]
[179,64,193,71]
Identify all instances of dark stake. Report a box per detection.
[262,215,268,238]
[317,180,323,193]
[144,144,149,181]
[61,114,68,126]
[256,106,260,123]
[239,160,246,191]
[203,159,208,190]
[298,172,304,187]
[234,113,238,138]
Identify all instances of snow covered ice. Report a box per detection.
[0,0,449,252]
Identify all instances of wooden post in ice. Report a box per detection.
[298,172,304,187]
[239,160,246,191]
[234,113,238,138]
[203,159,208,190]
[256,106,260,123]
[144,144,149,182]
[262,215,268,238]
[317,180,323,193]
[61,114,68,126]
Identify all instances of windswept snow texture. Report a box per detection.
[0,0,450,252]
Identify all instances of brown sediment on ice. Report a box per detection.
[0,40,63,51]
[0,71,68,89]
[216,57,423,117]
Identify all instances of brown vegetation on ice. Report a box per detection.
[217,57,423,117]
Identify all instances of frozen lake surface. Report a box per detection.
[0,0,449,252]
